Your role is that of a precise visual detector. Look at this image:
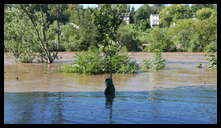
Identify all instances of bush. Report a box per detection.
[73,51,105,74]
[59,50,139,74]
[142,51,166,71]
[111,53,139,74]
[118,61,139,74]
[207,52,217,70]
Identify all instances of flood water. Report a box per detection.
[4,52,217,124]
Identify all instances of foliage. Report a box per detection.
[4,4,69,63]
[196,8,216,20]
[111,53,139,74]
[145,27,174,52]
[59,50,139,74]
[151,4,165,14]
[117,25,141,51]
[191,4,216,13]
[160,5,193,27]
[4,8,37,63]
[168,10,216,52]
[60,23,82,51]
[207,52,217,70]
[71,51,105,74]
[142,51,166,71]
[134,5,152,24]
[92,5,124,76]
[118,61,139,74]
[67,7,98,50]
[168,19,196,52]
[4,4,217,65]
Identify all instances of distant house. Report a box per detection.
[150,14,159,27]
[121,13,130,24]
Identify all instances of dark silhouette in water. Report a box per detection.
[104,78,115,124]
[104,78,115,97]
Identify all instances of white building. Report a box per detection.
[122,13,130,24]
[150,14,159,27]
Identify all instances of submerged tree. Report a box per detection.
[4,4,68,63]
[18,4,65,63]
[92,4,124,78]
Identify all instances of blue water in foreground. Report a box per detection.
[4,85,217,124]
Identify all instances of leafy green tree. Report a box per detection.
[60,23,81,51]
[117,25,141,51]
[151,4,165,14]
[134,4,152,23]
[92,4,124,78]
[146,27,173,52]
[18,4,64,63]
[160,4,193,27]
[134,4,152,30]
[67,6,98,51]
[196,8,215,20]
[168,9,216,52]
[129,6,136,24]
[4,8,37,62]
[168,19,196,51]
[191,4,216,13]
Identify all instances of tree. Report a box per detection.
[129,6,135,24]
[18,4,63,63]
[92,4,124,78]
[151,4,165,14]
[62,7,98,51]
[196,8,215,20]
[67,7,98,51]
[4,8,37,62]
[146,27,173,52]
[134,4,152,30]
[160,4,193,27]
[117,25,141,51]
[191,4,216,13]
[168,10,217,52]
[168,19,196,51]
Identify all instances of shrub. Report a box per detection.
[142,51,166,71]
[59,50,139,74]
[118,61,139,74]
[207,52,217,70]
[73,51,105,74]
[111,53,139,74]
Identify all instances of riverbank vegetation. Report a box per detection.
[4,4,217,72]
[142,51,166,71]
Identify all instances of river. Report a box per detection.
[4,52,217,124]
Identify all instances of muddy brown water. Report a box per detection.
[4,52,217,92]
[4,52,217,124]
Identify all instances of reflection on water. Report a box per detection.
[105,95,115,124]
[4,86,217,124]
